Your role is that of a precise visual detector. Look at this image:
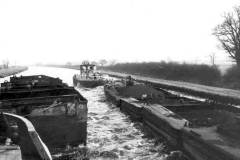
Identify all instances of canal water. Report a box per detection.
[1,66,174,160]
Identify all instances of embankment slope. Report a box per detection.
[0,66,28,78]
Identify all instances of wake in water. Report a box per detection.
[53,86,180,160]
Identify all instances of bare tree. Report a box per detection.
[2,60,9,68]
[213,6,240,67]
[99,59,107,66]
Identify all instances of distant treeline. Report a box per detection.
[102,62,221,86]
[101,62,240,89]
[46,62,240,89]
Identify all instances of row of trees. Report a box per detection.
[103,62,221,85]
[66,59,117,67]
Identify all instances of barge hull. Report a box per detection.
[2,112,52,160]
[104,85,120,104]
[103,83,240,160]
[141,106,182,147]
[0,91,88,149]
[119,98,142,121]
[29,115,87,148]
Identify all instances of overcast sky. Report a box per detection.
[0,0,239,65]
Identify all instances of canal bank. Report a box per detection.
[0,66,28,78]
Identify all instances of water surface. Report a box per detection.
[1,66,172,160]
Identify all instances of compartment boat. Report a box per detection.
[104,76,240,160]
[0,75,88,152]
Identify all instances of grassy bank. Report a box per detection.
[222,66,240,89]
[0,66,28,78]
[101,62,222,86]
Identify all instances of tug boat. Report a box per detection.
[73,61,104,88]
[104,76,240,160]
[0,75,88,152]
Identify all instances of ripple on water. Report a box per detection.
[70,86,171,160]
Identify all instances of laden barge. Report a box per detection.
[0,75,88,151]
[73,62,104,88]
[104,76,240,160]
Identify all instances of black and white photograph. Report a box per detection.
[1,0,240,159]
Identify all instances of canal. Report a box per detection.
[1,66,174,160]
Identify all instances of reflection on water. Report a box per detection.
[1,66,171,159]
